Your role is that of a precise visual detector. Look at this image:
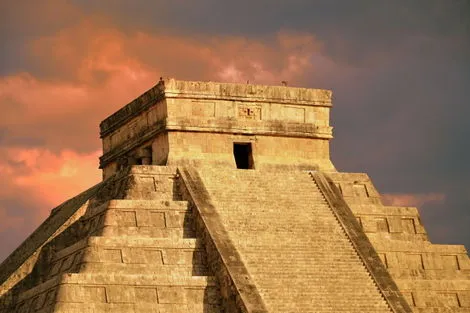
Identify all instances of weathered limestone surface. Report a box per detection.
[0,167,224,313]
[1,79,469,312]
[194,167,394,312]
[99,78,335,179]
[0,169,133,298]
[329,172,470,312]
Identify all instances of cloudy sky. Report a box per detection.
[1,1,469,262]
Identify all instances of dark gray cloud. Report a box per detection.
[2,1,469,75]
[0,0,469,259]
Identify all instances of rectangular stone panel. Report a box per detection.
[192,101,215,117]
[353,183,369,198]
[406,254,424,269]
[116,211,137,227]
[401,218,416,234]
[442,254,460,270]
[150,212,166,227]
[135,287,158,303]
[422,253,443,270]
[107,285,135,303]
[185,287,219,304]
[143,249,164,264]
[375,217,389,232]
[162,250,193,265]
[101,249,123,263]
[437,292,460,307]
[360,217,377,233]
[165,211,186,228]
[157,286,186,304]
[387,217,403,233]
[82,286,107,303]
[153,176,173,194]
[283,105,305,122]
[458,291,470,307]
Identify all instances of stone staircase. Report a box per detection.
[0,167,223,313]
[197,168,393,313]
[329,172,470,312]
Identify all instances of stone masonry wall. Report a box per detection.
[99,79,335,178]
[329,172,470,312]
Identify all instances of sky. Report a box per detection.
[0,1,469,262]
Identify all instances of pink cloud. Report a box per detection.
[1,21,331,154]
[381,192,446,207]
[0,19,334,261]
[0,147,102,223]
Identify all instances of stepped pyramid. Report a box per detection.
[1,78,469,312]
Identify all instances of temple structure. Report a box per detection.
[0,78,469,313]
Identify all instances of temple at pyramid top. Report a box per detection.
[99,78,335,179]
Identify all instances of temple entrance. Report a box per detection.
[233,143,254,169]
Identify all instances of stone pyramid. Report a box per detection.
[0,78,469,312]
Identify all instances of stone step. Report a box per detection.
[350,204,421,218]
[197,169,393,312]
[388,268,470,280]
[83,201,191,227]
[99,225,195,238]
[402,290,470,310]
[365,232,429,243]
[396,278,470,291]
[51,302,222,313]
[84,199,189,219]
[16,274,215,303]
[12,273,219,313]
[77,200,194,239]
[79,263,210,276]
[47,237,206,280]
[369,238,468,254]
[413,309,470,313]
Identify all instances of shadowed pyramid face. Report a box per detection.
[99,78,336,179]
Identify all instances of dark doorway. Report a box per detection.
[233,143,254,169]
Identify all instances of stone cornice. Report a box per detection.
[99,78,333,138]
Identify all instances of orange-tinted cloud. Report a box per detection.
[0,147,101,223]
[381,192,446,207]
[2,20,328,154]
[0,18,328,261]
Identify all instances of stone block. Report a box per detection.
[106,286,135,303]
[157,286,186,304]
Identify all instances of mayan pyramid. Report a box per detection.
[0,78,469,313]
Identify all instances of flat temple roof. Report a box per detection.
[100,78,332,137]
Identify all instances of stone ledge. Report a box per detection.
[163,78,332,105]
[99,78,333,138]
